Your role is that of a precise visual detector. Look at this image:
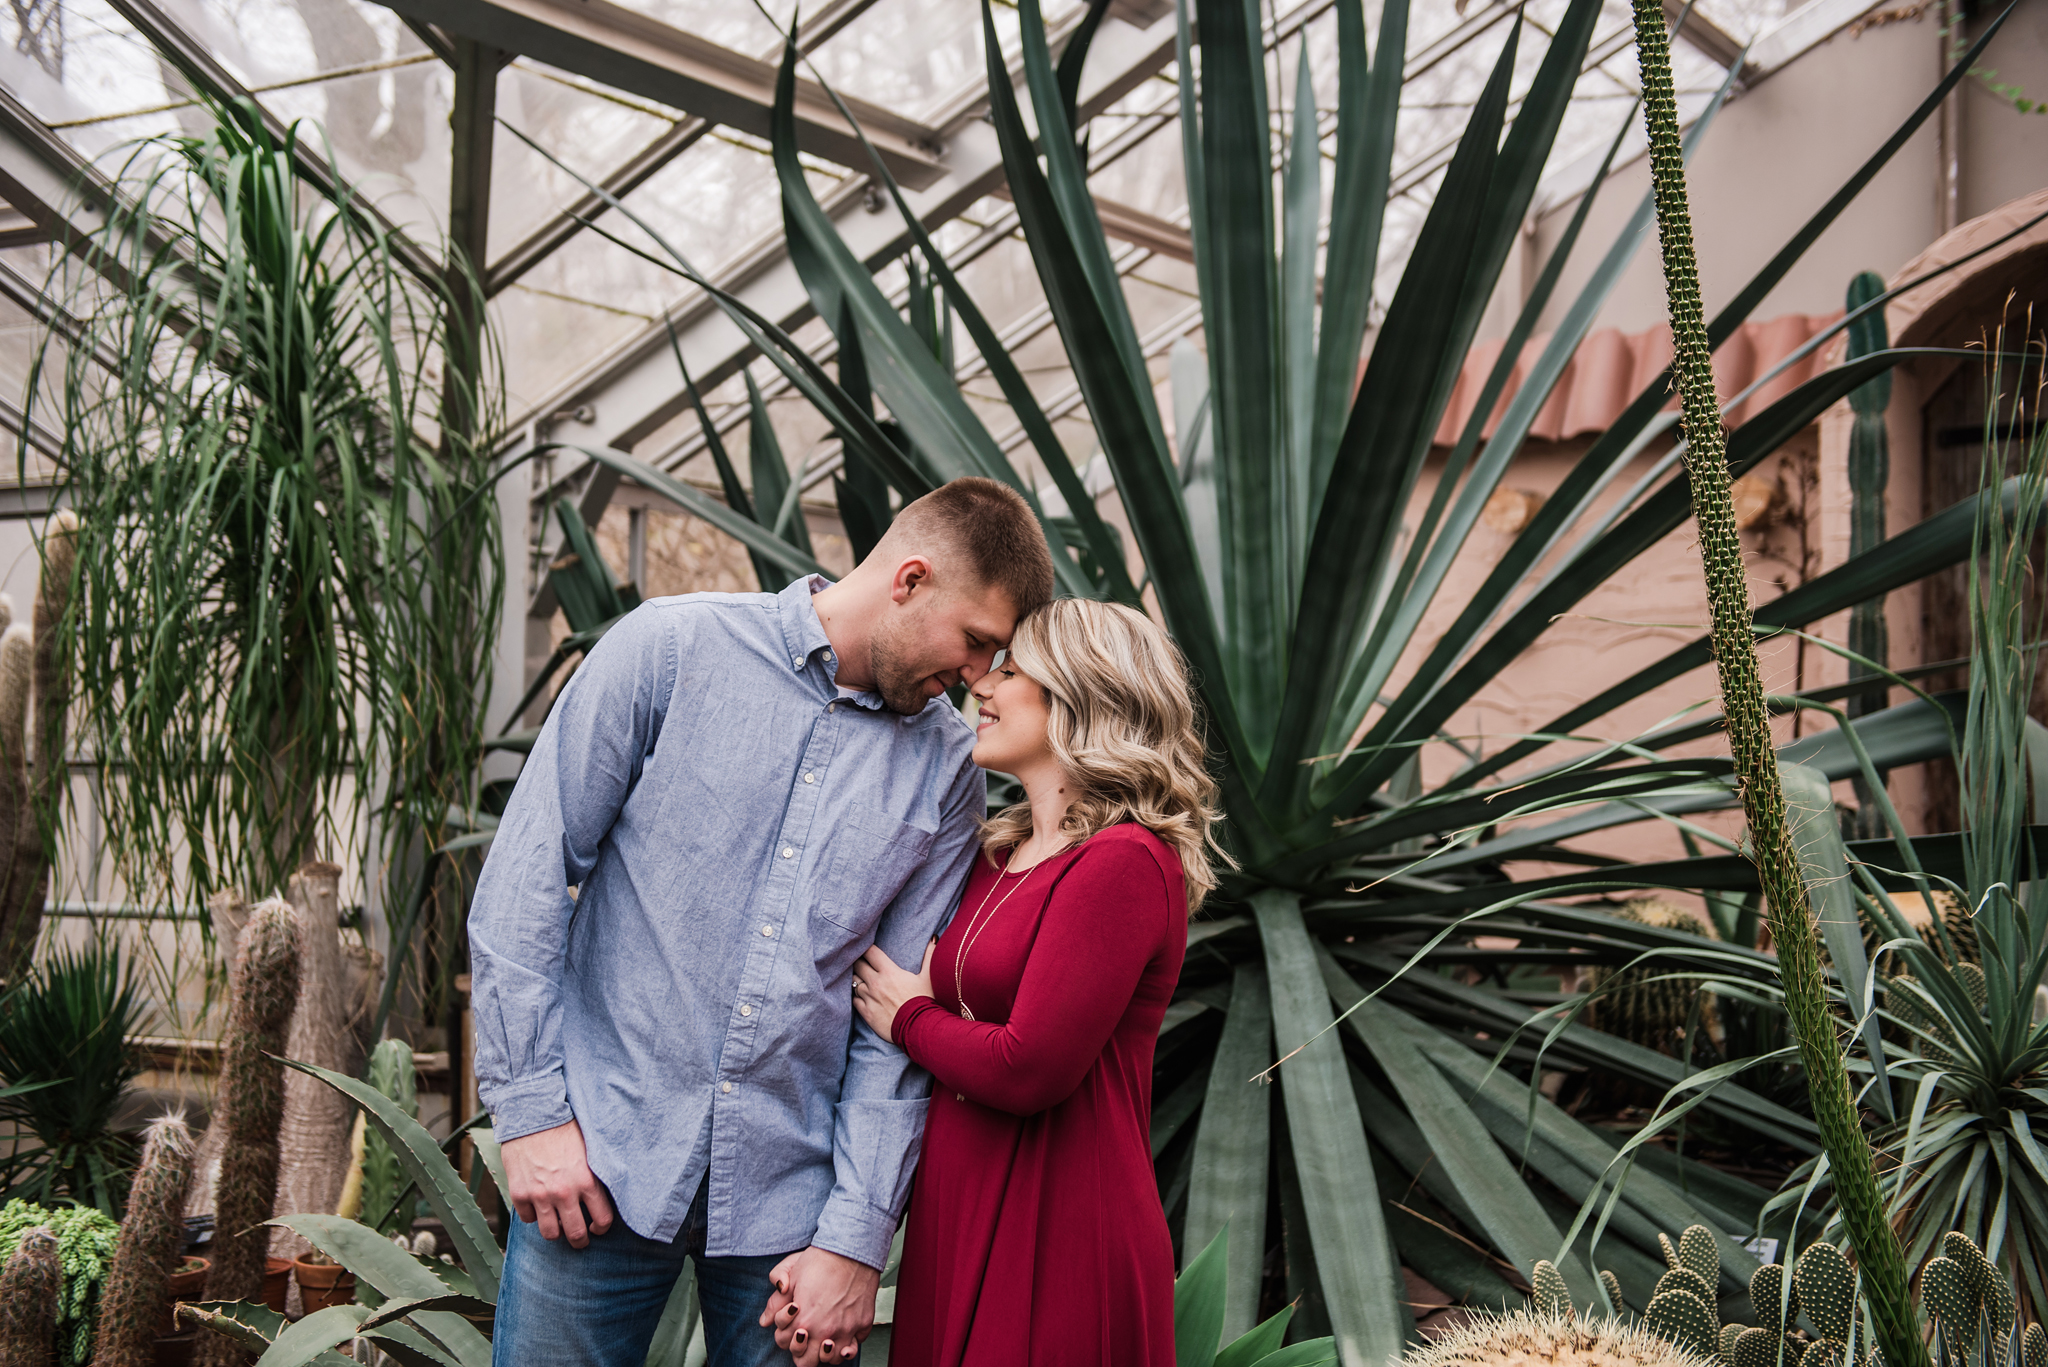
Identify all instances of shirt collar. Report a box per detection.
[778,575,886,710]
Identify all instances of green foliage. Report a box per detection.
[24,95,504,940]
[359,1040,417,1238]
[190,1057,500,1367]
[1174,1227,1335,1367]
[1793,1245,1854,1344]
[0,1201,120,1367]
[0,944,144,1215]
[507,0,2031,1351]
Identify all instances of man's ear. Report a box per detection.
[889,555,935,605]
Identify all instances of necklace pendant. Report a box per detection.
[959,1005,973,1020]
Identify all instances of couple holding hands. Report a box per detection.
[471,478,1227,1367]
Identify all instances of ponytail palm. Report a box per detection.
[513,1,2029,1358]
[25,99,503,932]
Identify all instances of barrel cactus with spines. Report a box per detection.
[1647,1288,1719,1359]
[1794,1243,1856,1344]
[1403,1308,1724,1367]
[1749,1264,1795,1337]
[1533,1260,1573,1318]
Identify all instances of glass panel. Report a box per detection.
[490,60,674,259]
[805,0,1082,121]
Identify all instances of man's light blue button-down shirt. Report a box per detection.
[468,576,983,1269]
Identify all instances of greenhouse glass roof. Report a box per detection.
[0,0,1822,519]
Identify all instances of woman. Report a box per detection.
[850,597,1228,1367]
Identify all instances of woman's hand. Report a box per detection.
[852,941,935,1044]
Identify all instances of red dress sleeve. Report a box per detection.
[893,833,1175,1116]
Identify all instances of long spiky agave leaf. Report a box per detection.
[1624,4,1926,1365]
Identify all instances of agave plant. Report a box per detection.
[1766,349,2048,1320]
[494,0,2033,1360]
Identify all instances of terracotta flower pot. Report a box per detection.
[262,1256,292,1313]
[156,1257,209,1335]
[292,1257,357,1313]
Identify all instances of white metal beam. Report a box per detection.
[370,0,948,186]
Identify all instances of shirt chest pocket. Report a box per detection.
[816,804,937,936]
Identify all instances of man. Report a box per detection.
[471,477,1056,1367]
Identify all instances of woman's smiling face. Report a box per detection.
[968,657,1055,775]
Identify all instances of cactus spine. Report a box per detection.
[0,511,75,982]
[88,1115,194,1367]
[1403,1309,1718,1367]
[1626,4,1923,1363]
[0,1226,60,1367]
[196,902,298,1367]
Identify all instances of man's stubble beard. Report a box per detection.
[867,619,933,716]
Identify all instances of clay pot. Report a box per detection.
[156,1257,209,1335]
[292,1256,357,1313]
[262,1257,292,1313]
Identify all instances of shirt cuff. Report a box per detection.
[810,1193,899,1272]
[477,1071,573,1143]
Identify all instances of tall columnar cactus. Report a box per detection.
[197,901,298,1367]
[1845,270,1893,839]
[0,1226,61,1367]
[0,510,76,982]
[88,1115,195,1367]
[1625,6,1925,1366]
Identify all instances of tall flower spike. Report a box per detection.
[1624,1,1925,1363]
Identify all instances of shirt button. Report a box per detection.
[722,1081,733,1094]
[740,1004,752,1017]
[761,924,774,936]
[827,702,837,713]
[782,846,795,859]
[803,772,815,783]
[793,657,804,669]
[824,650,833,661]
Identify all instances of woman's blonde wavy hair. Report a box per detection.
[980,598,1232,912]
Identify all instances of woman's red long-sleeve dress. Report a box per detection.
[888,823,1186,1367]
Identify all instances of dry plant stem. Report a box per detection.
[91,1115,196,1367]
[268,862,358,1262]
[196,902,298,1367]
[0,1227,61,1367]
[1626,4,1926,1366]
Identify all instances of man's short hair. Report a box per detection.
[882,477,1056,617]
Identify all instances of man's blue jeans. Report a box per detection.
[492,1180,791,1367]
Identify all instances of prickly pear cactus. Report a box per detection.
[1731,1326,1789,1367]
[1602,1269,1629,1316]
[1794,1243,1856,1345]
[1721,1323,1747,1364]
[1803,1340,1848,1367]
[1678,1227,1721,1292]
[1922,1256,1978,1366]
[2022,1323,2045,1367]
[1646,1287,1719,1360]
[1656,1267,1720,1325]
[1660,1233,1682,1271]
[1750,1264,1796,1337]
[1533,1260,1573,1318]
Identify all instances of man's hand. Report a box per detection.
[500,1118,615,1248]
[757,1246,879,1366]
